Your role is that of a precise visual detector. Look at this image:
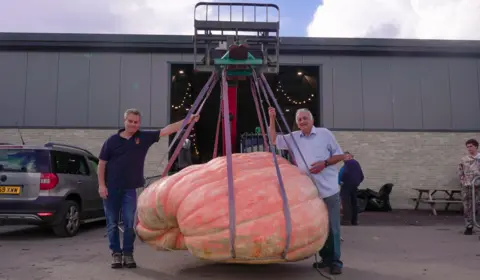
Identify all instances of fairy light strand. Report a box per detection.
[172,78,315,156]
[171,81,199,155]
[171,82,192,110]
[276,81,314,105]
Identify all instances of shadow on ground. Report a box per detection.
[0,220,106,241]
[176,262,411,280]
[355,209,464,227]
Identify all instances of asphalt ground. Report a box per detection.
[1,209,479,280]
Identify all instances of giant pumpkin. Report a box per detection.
[135,152,329,264]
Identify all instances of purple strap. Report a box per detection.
[212,101,223,158]
[161,73,218,177]
[250,79,269,151]
[161,72,216,166]
[221,69,237,258]
[249,72,292,259]
[252,74,296,163]
[258,73,320,196]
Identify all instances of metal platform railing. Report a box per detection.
[239,132,293,163]
[194,2,280,34]
[193,2,280,74]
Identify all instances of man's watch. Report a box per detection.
[324,160,329,167]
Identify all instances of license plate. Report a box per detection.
[0,186,21,195]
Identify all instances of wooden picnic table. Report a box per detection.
[412,187,463,215]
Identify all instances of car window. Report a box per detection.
[87,156,99,175]
[52,151,90,176]
[0,149,50,173]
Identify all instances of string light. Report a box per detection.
[172,78,314,157]
[189,128,200,155]
[171,80,199,156]
[171,83,192,110]
[276,81,314,105]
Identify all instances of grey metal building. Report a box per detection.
[1,32,480,208]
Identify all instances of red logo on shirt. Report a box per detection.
[135,137,140,145]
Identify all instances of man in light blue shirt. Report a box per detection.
[268,107,345,275]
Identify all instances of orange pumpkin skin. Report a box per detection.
[135,152,329,264]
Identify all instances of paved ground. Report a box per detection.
[1,210,479,280]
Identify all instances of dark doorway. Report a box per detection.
[169,64,319,165]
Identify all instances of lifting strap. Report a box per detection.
[249,72,292,259]
[249,78,269,152]
[212,100,223,158]
[161,72,218,177]
[138,72,218,241]
[221,68,238,259]
[151,67,319,262]
[256,71,321,195]
[251,72,296,165]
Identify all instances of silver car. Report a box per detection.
[0,142,105,237]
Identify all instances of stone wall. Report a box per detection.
[334,131,479,209]
[1,128,478,209]
[0,129,169,179]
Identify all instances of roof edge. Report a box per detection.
[1,32,480,56]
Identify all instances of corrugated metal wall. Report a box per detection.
[320,56,480,130]
[1,51,480,131]
[0,52,173,128]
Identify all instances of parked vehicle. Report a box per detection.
[0,142,105,237]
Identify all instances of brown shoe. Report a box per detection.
[330,266,343,275]
[123,254,137,268]
[111,253,123,269]
[313,261,330,269]
[464,226,473,235]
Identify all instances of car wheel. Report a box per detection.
[52,200,81,237]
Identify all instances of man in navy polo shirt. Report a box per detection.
[97,108,198,269]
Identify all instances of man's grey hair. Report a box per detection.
[295,108,313,120]
[124,108,142,119]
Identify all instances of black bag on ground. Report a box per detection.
[357,183,394,213]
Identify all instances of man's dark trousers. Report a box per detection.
[340,184,359,225]
[103,187,137,255]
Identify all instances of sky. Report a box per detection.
[0,0,479,40]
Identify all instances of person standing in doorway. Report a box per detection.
[268,107,345,275]
[457,138,480,236]
[97,108,199,269]
[177,133,193,171]
[339,151,364,226]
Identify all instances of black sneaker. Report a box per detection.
[330,266,343,275]
[123,254,137,268]
[464,226,473,235]
[312,261,329,269]
[111,253,123,269]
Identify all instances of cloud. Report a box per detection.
[307,0,480,40]
[0,0,278,36]
[0,0,212,35]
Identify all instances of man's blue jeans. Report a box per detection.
[319,192,343,268]
[103,187,137,255]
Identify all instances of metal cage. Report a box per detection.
[193,2,280,74]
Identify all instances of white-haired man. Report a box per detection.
[268,107,345,275]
